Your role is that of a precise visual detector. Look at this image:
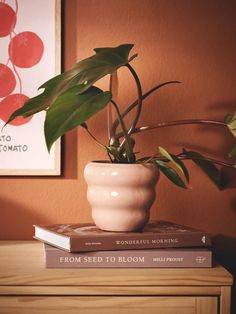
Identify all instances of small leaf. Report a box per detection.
[159,146,189,182]
[155,160,187,189]
[45,86,112,151]
[183,149,224,189]
[123,137,136,163]
[128,53,138,63]
[124,143,136,163]
[106,146,127,163]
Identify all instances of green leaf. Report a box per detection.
[159,146,189,182]
[94,44,135,61]
[128,53,138,63]
[73,43,135,93]
[183,150,224,189]
[6,44,135,125]
[124,142,136,163]
[45,86,112,151]
[155,160,187,189]
[6,72,77,125]
[106,142,136,163]
[106,146,127,163]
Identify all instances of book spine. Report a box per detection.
[45,247,212,268]
[70,233,211,252]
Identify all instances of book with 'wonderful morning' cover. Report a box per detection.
[34,220,211,252]
[44,244,212,268]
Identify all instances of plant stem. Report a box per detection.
[178,154,235,169]
[138,152,235,169]
[126,64,143,134]
[110,100,133,159]
[107,151,113,163]
[107,73,118,144]
[116,119,227,139]
[111,81,180,135]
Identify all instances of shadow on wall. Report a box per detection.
[0,197,46,239]
[177,100,236,190]
[213,235,236,313]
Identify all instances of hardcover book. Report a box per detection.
[44,244,212,268]
[34,220,211,252]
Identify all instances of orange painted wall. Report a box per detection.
[1,0,236,305]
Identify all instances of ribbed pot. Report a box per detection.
[84,161,159,232]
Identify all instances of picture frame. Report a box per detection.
[0,0,61,175]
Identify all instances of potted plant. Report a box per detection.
[6,44,236,232]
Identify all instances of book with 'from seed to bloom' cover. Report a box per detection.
[44,244,212,268]
[34,220,211,252]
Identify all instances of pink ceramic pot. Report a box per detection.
[84,162,159,232]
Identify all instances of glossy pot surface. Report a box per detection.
[84,162,159,232]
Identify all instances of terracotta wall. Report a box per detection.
[1,0,236,307]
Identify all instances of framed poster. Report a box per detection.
[0,0,61,175]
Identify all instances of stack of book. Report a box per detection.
[34,220,212,268]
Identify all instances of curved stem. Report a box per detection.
[125,64,143,135]
[179,154,235,169]
[116,119,227,139]
[110,100,133,158]
[111,81,180,135]
[107,73,118,144]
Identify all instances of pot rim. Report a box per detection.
[86,160,158,168]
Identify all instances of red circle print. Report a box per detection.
[0,94,32,126]
[9,32,44,68]
[0,64,16,97]
[0,3,16,37]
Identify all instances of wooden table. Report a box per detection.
[0,241,233,314]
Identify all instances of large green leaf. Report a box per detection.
[155,160,187,189]
[45,86,112,151]
[183,150,224,189]
[61,43,136,94]
[6,44,135,125]
[6,72,75,124]
[159,146,189,182]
